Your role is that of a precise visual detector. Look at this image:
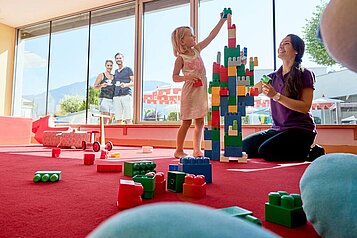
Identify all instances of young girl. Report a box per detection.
[171,13,228,159]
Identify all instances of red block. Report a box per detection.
[213,62,220,74]
[220,88,229,96]
[211,111,220,127]
[154,172,166,195]
[220,66,228,82]
[97,164,122,172]
[100,149,108,159]
[183,174,206,198]
[228,38,236,48]
[246,69,253,76]
[228,23,236,30]
[249,87,259,96]
[193,79,203,87]
[117,179,143,209]
[52,148,61,158]
[84,153,95,165]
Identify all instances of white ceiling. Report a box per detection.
[0,0,125,28]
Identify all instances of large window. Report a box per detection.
[13,0,357,125]
[48,14,89,124]
[13,23,50,118]
[89,3,135,124]
[141,0,190,122]
[276,0,357,125]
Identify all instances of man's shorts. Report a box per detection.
[113,95,133,120]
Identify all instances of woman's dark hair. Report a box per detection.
[284,34,305,99]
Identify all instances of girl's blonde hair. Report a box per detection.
[171,26,192,57]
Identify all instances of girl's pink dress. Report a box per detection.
[179,48,208,120]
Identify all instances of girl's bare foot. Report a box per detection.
[193,151,204,157]
[174,151,188,159]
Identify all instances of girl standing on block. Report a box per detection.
[243,34,321,161]
[171,12,228,159]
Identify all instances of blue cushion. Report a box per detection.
[300,153,357,238]
[88,202,279,238]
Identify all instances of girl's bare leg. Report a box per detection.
[174,120,192,158]
[192,118,204,157]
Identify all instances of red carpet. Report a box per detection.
[0,145,320,238]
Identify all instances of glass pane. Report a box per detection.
[142,0,190,122]
[48,13,89,124]
[13,23,50,119]
[276,0,357,125]
[89,3,135,125]
[199,0,273,125]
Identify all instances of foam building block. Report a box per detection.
[97,164,122,172]
[182,174,206,199]
[84,153,95,165]
[117,179,143,209]
[154,172,166,195]
[52,148,61,158]
[265,191,307,228]
[167,171,186,193]
[219,206,262,226]
[178,156,212,183]
[33,171,62,183]
[133,174,155,199]
[124,161,156,177]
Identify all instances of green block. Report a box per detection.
[228,96,236,105]
[212,73,220,81]
[220,82,228,88]
[222,7,232,18]
[211,106,220,111]
[250,75,254,86]
[33,171,61,183]
[124,161,156,177]
[249,61,254,71]
[224,134,242,147]
[224,46,240,67]
[265,192,307,227]
[212,128,220,141]
[167,171,186,193]
[133,175,155,199]
[261,75,272,84]
[218,206,262,226]
[237,65,246,76]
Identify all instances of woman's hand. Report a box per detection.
[101,83,108,88]
[261,82,277,98]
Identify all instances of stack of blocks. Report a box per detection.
[204,8,258,161]
[265,191,307,227]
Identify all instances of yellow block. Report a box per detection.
[228,65,237,76]
[237,85,246,96]
[211,86,220,96]
[228,105,237,113]
[212,95,220,106]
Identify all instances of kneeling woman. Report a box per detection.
[243,34,316,162]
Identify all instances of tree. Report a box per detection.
[60,95,84,113]
[303,3,337,66]
[80,86,100,111]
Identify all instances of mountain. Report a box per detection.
[23,79,170,116]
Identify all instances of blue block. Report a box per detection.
[169,164,179,171]
[178,158,212,183]
[210,140,221,161]
[238,95,254,106]
[238,103,246,116]
[204,128,212,140]
[224,113,242,134]
[204,150,212,159]
[228,76,236,95]
[220,97,228,116]
[224,146,243,157]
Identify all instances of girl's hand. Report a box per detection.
[261,82,277,98]
[185,76,200,84]
[101,83,108,87]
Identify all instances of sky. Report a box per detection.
[17,0,327,96]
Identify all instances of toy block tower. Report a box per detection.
[205,8,258,161]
